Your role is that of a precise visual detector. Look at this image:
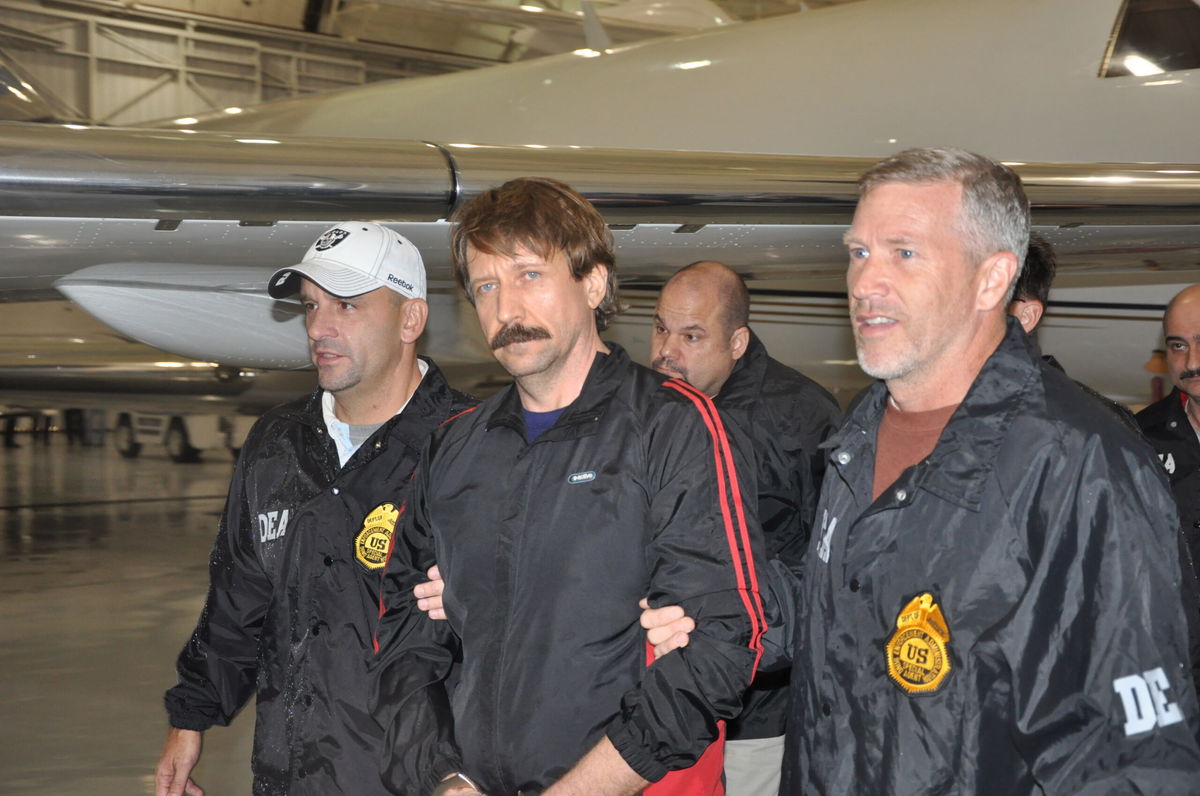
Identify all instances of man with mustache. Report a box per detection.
[155,222,475,796]
[649,260,838,796]
[1137,284,1200,704]
[372,177,767,796]
[649,148,1200,790]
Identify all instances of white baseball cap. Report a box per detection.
[268,222,426,300]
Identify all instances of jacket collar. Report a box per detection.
[277,387,324,429]
[278,356,456,455]
[1172,389,1198,441]
[828,316,1040,512]
[486,343,631,437]
[715,330,769,409]
[1141,387,1198,443]
[385,357,460,450]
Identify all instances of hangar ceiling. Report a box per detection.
[0,0,869,125]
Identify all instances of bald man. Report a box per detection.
[650,261,840,796]
[1137,284,1200,699]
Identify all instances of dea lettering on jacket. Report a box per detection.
[1113,668,1185,736]
[815,509,837,564]
[258,509,291,544]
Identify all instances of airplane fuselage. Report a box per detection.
[1,0,1197,407]
[185,0,1198,165]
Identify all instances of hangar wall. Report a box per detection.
[142,0,308,29]
[0,0,493,125]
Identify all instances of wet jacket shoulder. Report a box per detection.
[790,319,1200,794]
[374,344,767,795]
[164,359,475,795]
[1041,352,1142,434]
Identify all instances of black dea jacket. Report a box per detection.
[164,359,475,796]
[373,345,768,796]
[1137,389,1200,701]
[788,319,1200,793]
[1137,388,1200,577]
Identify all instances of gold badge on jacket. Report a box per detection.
[355,502,400,570]
[885,592,952,694]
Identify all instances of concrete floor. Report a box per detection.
[0,437,254,794]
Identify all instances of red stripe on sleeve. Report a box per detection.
[663,379,766,673]
[667,380,767,646]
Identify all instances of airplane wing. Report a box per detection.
[3,121,1198,375]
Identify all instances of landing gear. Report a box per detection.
[165,418,200,463]
[114,415,141,458]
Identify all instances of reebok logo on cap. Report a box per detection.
[388,273,414,291]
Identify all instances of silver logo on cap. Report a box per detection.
[314,228,351,251]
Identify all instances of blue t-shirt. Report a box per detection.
[523,407,564,443]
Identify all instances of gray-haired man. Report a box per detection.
[649,148,1200,791]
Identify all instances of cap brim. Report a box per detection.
[267,260,383,299]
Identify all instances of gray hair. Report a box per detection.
[859,147,1030,300]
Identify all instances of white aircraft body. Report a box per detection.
[0,0,1198,406]
[182,0,1200,164]
[350,0,737,60]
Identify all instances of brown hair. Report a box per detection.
[449,177,622,331]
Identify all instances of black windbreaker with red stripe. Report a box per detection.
[372,344,767,795]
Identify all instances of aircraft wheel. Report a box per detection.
[165,419,201,463]
[114,416,141,459]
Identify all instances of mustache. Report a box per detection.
[490,323,551,350]
[651,356,686,377]
[1180,369,1200,380]
[311,339,347,356]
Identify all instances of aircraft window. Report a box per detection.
[1101,0,1200,77]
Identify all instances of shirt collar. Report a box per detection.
[322,358,429,466]
[827,317,1040,512]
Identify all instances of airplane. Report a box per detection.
[330,0,737,61]
[0,299,314,459]
[0,295,508,460]
[1,0,1198,411]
